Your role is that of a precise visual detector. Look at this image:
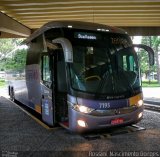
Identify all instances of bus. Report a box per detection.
[8,21,154,133]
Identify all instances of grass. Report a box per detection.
[0,79,6,88]
[142,80,160,87]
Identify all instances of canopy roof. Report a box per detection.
[0,0,160,29]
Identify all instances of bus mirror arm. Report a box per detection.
[52,38,73,63]
[133,44,154,66]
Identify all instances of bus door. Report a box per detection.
[41,55,55,126]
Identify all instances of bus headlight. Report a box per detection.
[68,101,95,114]
[137,100,143,107]
[74,105,94,114]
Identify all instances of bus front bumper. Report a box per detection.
[68,106,144,133]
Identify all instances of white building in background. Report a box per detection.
[0,71,6,79]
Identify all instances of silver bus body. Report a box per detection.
[8,21,154,132]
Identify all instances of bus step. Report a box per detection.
[59,121,69,129]
[127,124,146,132]
[82,125,145,140]
[83,135,101,140]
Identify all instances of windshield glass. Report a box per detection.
[64,29,140,95]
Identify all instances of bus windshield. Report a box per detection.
[68,32,140,95]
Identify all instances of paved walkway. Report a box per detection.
[0,96,87,157]
[0,96,160,157]
[142,87,160,105]
[0,86,9,98]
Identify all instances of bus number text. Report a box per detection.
[99,103,111,109]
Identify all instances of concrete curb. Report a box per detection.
[144,100,160,106]
[144,102,160,112]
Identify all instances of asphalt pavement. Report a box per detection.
[0,96,160,157]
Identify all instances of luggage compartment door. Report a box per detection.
[42,86,54,126]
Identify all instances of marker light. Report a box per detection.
[138,112,143,119]
[68,25,72,28]
[137,100,143,107]
[77,120,87,127]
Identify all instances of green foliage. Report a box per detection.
[4,49,27,71]
[0,79,6,87]
[142,81,160,87]
[0,39,26,72]
[137,36,160,75]
[137,49,149,74]
[0,39,16,55]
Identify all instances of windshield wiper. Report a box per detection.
[95,68,116,97]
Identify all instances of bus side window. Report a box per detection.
[41,55,52,87]
[123,56,127,71]
[122,55,135,71]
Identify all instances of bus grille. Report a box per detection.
[90,106,138,116]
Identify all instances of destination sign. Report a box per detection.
[111,37,128,45]
[111,37,132,47]
[74,32,101,40]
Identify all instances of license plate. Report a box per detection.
[111,118,124,125]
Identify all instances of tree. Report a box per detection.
[4,49,27,71]
[0,38,26,71]
[152,36,160,83]
[138,36,160,83]
[0,38,24,59]
[0,39,16,59]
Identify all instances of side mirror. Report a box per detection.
[133,44,154,66]
[52,38,73,63]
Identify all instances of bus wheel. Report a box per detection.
[10,88,15,102]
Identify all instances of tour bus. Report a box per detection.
[8,21,154,132]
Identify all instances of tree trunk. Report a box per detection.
[155,46,160,83]
[148,36,152,84]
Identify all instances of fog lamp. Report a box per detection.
[77,120,87,128]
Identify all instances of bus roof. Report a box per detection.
[25,21,127,44]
